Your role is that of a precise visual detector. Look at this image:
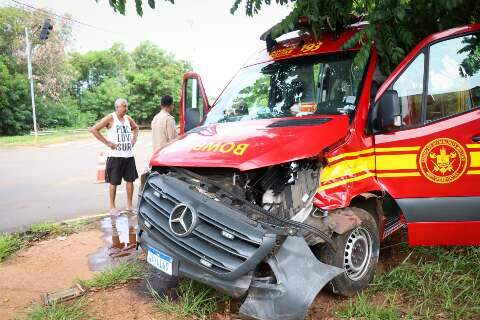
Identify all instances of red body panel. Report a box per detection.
[169,23,480,246]
[244,27,363,67]
[408,222,480,246]
[375,110,480,198]
[150,116,349,171]
[315,49,380,209]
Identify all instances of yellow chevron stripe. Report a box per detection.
[470,152,480,167]
[327,148,375,163]
[375,146,420,152]
[376,172,421,177]
[318,172,375,191]
[376,154,418,170]
[327,146,420,163]
[321,156,375,182]
[467,144,480,149]
[319,170,422,192]
[467,170,480,175]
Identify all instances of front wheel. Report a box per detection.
[315,207,380,297]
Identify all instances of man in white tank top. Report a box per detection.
[90,98,139,214]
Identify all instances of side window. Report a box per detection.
[184,78,206,131]
[391,53,424,127]
[427,33,480,122]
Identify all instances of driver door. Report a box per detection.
[180,72,209,134]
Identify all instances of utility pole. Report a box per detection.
[25,27,38,138]
[24,19,53,139]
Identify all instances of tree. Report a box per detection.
[0,7,79,135]
[100,0,173,16]
[70,43,130,92]
[71,41,191,124]
[0,57,31,135]
[82,77,129,119]
[127,41,191,123]
[106,0,480,74]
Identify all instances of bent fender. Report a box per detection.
[239,236,343,320]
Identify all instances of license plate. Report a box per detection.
[147,246,173,275]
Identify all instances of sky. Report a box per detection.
[0,0,291,97]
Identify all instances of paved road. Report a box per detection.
[0,131,153,233]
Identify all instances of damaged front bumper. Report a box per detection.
[138,173,342,320]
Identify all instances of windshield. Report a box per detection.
[204,52,366,125]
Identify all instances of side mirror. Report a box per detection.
[377,90,401,131]
[180,72,209,134]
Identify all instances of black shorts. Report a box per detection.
[105,157,139,186]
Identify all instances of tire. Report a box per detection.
[316,207,380,297]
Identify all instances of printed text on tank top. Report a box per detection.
[108,112,133,157]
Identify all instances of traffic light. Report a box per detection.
[39,19,53,41]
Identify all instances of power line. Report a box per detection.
[7,0,122,35]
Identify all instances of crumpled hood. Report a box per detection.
[150,116,350,171]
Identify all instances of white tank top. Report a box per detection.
[107,112,134,158]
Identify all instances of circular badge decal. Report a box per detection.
[419,138,467,184]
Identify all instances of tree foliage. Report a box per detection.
[99,0,173,16]
[0,6,192,135]
[235,0,480,73]
[113,0,480,74]
[72,41,191,124]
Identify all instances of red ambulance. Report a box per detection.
[138,21,480,320]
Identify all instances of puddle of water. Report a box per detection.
[88,212,139,271]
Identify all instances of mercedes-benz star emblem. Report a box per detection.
[169,203,197,237]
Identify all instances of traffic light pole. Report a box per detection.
[24,27,38,139]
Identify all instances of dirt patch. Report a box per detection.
[308,292,348,319]
[86,281,161,320]
[0,229,103,319]
[0,220,410,320]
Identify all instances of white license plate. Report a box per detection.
[147,246,173,275]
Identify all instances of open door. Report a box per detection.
[180,72,209,134]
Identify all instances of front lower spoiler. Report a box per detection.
[239,236,343,320]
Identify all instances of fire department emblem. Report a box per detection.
[419,138,467,184]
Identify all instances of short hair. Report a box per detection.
[161,95,173,107]
[114,98,128,109]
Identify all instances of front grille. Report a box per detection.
[138,173,276,280]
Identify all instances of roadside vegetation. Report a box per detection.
[78,259,147,290]
[0,219,95,263]
[338,246,480,320]
[149,279,230,319]
[0,7,190,138]
[0,129,91,148]
[28,299,90,320]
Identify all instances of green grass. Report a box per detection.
[27,299,91,320]
[79,259,147,290]
[339,246,480,320]
[149,279,227,319]
[0,129,91,148]
[0,234,24,262]
[0,220,94,263]
[338,293,401,320]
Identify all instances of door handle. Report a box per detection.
[473,135,480,142]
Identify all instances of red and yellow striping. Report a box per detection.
[319,143,480,191]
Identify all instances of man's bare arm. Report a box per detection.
[128,116,139,146]
[89,115,116,150]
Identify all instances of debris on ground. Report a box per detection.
[42,284,86,306]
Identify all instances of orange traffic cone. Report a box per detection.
[96,152,106,183]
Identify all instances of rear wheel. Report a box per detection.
[316,207,380,297]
